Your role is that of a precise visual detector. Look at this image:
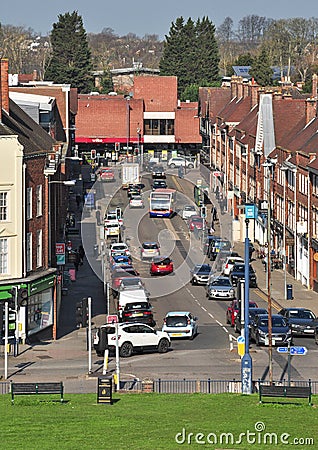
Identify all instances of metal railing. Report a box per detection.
[1,379,317,395]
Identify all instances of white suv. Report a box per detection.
[94,323,171,357]
[167,157,194,169]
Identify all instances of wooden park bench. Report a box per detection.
[11,382,64,405]
[258,381,312,405]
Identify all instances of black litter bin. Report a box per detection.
[286,284,293,300]
[97,377,113,404]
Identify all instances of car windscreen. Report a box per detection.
[124,302,150,310]
[143,243,158,249]
[154,258,171,265]
[166,316,188,327]
[210,279,231,286]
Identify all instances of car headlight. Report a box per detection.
[291,324,301,328]
[230,289,234,295]
[258,329,266,336]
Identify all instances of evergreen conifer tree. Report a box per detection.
[249,47,272,86]
[45,11,93,93]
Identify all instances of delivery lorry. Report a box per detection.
[122,163,140,189]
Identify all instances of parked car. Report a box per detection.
[110,242,130,257]
[93,323,170,357]
[129,194,144,209]
[187,215,206,232]
[167,157,194,169]
[150,257,174,275]
[162,311,198,339]
[181,204,197,220]
[152,179,167,190]
[206,276,235,300]
[152,165,166,178]
[215,250,240,271]
[121,302,155,326]
[278,308,318,336]
[229,263,257,288]
[234,307,268,334]
[190,264,213,285]
[226,299,259,327]
[140,241,160,260]
[222,256,245,276]
[250,314,292,346]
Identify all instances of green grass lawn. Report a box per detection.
[1,393,317,449]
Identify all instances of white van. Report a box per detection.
[118,289,149,318]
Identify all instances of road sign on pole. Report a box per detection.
[277,347,289,354]
[277,346,308,355]
[290,346,308,355]
[237,336,245,357]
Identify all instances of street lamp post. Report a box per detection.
[241,218,253,394]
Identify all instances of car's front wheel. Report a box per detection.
[188,163,194,169]
[120,342,133,357]
[158,338,170,353]
[169,163,176,168]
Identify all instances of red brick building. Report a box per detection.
[199,75,318,292]
[75,76,201,161]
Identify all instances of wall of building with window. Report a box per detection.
[0,135,24,280]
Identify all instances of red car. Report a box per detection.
[150,257,174,276]
[187,215,206,232]
[226,299,258,327]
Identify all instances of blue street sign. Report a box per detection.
[237,336,245,343]
[290,346,308,355]
[277,347,289,353]
[245,204,258,219]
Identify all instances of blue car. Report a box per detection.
[110,254,132,269]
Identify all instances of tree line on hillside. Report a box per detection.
[1,11,318,98]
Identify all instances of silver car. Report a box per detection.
[206,276,235,300]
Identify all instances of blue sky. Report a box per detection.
[2,0,318,38]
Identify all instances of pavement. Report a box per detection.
[3,166,318,391]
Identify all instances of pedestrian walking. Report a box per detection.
[74,250,80,271]
[96,209,101,226]
[212,206,217,222]
[78,245,85,265]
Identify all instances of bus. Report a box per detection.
[149,188,176,218]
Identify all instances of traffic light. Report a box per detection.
[75,298,89,328]
[115,142,120,152]
[200,206,207,218]
[91,149,96,160]
[7,308,16,338]
[17,288,28,307]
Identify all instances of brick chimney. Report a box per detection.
[0,58,9,121]
[250,82,259,108]
[306,98,317,124]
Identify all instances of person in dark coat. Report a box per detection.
[74,250,80,271]
[78,245,85,265]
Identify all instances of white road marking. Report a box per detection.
[201,306,207,312]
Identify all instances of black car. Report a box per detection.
[127,184,141,198]
[278,308,318,337]
[121,301,155,326]
[229,263,257,288]
[190,264,213,285]
[250,314,292,346]
[152,165,166,179]
[152,179,167,190]
[234,307,268,334]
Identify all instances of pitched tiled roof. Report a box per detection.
[133,76,177,111]
[2,99,55,155]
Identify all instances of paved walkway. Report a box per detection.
[182,167,318,316]
[3,166,318,390]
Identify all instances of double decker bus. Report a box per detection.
[149,188,176,218]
